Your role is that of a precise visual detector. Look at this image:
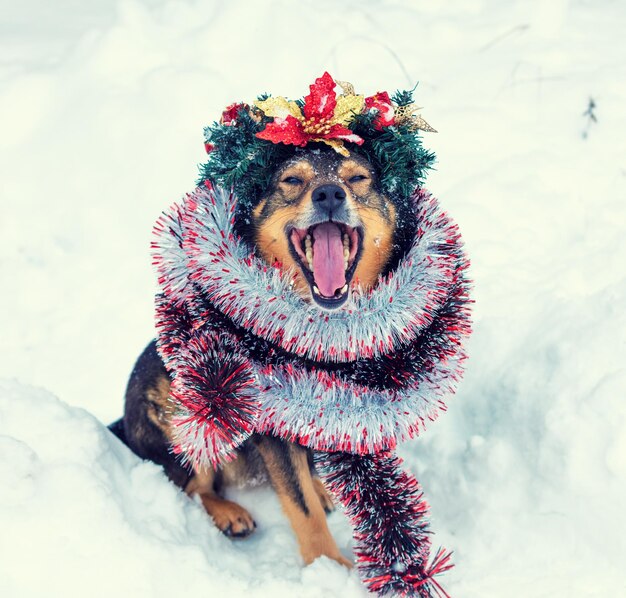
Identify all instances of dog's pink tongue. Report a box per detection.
[312,223,346,297]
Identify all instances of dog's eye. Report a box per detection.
[282,176,303,185]
[349,174,368,183]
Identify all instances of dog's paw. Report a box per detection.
[312,477,335,514]
[302,545,353,569]
[201,496,257,538]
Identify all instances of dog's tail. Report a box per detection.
[107,418,128,445]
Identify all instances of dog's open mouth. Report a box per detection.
[289,222,362,309]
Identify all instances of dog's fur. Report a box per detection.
[251,150,396,300]
[111,147,403,567]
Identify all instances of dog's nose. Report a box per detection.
[312,184,346,215]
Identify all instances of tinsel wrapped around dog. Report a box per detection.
[152,182,471,597]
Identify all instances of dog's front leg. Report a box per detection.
[186,467,256,538]
[254,436,352,568]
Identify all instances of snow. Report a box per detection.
[0,380,358,597]
[1,0,625,596]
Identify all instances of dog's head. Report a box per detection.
[250,148,399,309]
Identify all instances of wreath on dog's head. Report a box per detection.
[199,72,437,211]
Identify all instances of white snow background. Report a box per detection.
[1,0,625,596]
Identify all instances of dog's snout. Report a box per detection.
[312,184,346,215]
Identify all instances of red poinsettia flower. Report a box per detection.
[364,91,395,130]
[254,72,365,156]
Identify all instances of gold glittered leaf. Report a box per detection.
[320,138,350,156]
[335,79,355,96]
[395,103,437,133]
[394,104,419,121]
[333,94,365,127]
[255,96,303,121]
[409,115,437,133]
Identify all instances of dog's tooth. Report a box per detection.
[312,285,321,295]
[340,284,348,294]
[344,257,349,270]
[343,248,349,260]
[305,236,313,270]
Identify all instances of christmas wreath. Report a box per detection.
[199,72,436,217]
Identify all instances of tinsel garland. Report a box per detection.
[154,186,468,364]
[151,183,471,596]
[155,296,261,468]
[316,451,453,597]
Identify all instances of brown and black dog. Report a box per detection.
[110,147,408,568]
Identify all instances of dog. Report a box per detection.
[110,146,406,568]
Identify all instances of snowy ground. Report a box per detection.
[1,0,625,596]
